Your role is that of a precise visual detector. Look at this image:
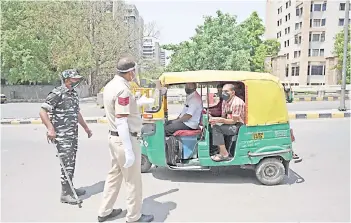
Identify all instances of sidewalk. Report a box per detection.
[1,110,350,125]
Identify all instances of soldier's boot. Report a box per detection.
[74,188,86,196]
[60,185,81,205]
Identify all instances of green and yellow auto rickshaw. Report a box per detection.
[140,70,297,186]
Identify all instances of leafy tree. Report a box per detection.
[164,11,280,73]
[334,26,350,84]
[163,11,251,72]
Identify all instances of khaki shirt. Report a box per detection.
[103,75,142,133]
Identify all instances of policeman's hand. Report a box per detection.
[123,149,135,168]
[84,127,93,138]
[47,128,56,142]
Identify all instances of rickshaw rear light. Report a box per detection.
[290,128,295,142]
[143,113,153,119]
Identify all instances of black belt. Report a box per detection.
[109,130,138,137]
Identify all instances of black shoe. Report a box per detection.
[75,188,86,196]
[127,214,154,222]
[98,209,123,222]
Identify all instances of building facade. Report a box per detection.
[265,0,349,85]
[142,37,165,68]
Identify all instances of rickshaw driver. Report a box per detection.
[209,83,245,162]
[165,83,203,136]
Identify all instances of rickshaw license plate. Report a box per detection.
[253,132,264,140]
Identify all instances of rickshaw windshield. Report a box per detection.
[143,88,163,113]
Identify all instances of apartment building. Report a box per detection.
[142,37,164,67]
[265,0,349,85]
[160,49,166,67]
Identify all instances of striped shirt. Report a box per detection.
[221,96,246,124]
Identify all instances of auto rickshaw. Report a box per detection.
[140,70,296,186]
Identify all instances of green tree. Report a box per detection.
[164,11,280,73]
[334,26,350,84]
[163,10,251,72]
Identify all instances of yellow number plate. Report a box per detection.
[253,132,264,140]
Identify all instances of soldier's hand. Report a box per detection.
[47,128,56,142]
[84,127,93,138]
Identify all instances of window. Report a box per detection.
[311,65,324,75]
[312,49,319,56]
[320,49,324,56]
[312,34,320,41]
[314,4,322,11]
[296,7,303,16]
[299,36,302,44]
[309,32,312,41]
[300,21,302,28]
[289,0,291,6]
[277,31,282,38]
[287,40,290,46]
[277,20,280,26]
[285,40,290,47]
[322,2,327,11]
[288,13,291,20]
[285,28,288,34]
[278,6,283,14]
[280,19,282,25]
[291,66,300,76]
[295,23,300,30]
[307,65,310,75]
[295,35,299,44]
[308,49,311,56]
[285,65,289,77]
[294,51,301,58]
[322,18,326,26]
[321,32,325,41]
[285,15,288,22]
[287,53,289,59]
[313,19,321,27]
[286,1,289,9]
[310,19,312,27]
[340,3,345,11]
[339,18,344,26]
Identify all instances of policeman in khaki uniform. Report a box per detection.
[98,57,154,223]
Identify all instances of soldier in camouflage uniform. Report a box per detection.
[39,69,93,205]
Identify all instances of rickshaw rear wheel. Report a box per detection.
[255,157,285,186]
[141,154,152,173]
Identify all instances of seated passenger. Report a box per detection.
[165,83,203,136]
[208,83,224,117]
[209,83,245,162]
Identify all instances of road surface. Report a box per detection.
[1,100,350,119]
[1,119,350,222]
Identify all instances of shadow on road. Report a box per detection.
[79,180,105,201]
[285,168,305,185]
[103,189,179,222]
[151,166,305,186]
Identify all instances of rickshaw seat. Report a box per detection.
[173,129,202,137]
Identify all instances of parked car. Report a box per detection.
[1,94,7,104]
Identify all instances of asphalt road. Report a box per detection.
[1,119,350,222]
[1,100,350,119]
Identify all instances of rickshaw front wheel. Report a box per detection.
[141,154,152,173]
[255,157,285,186]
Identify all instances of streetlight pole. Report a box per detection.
[339,0,350,111]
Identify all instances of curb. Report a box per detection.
[167,96,350,104]
[1,112,350,125]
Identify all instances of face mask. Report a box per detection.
[68,79,81,89]
[222,92,230,101]
[185,88,195,95]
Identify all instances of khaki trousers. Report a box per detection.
[98,134,142,222]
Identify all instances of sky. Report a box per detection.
[127,0,267,45]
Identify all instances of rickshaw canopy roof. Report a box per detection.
[159,70,289,126]
[159,70,280,85]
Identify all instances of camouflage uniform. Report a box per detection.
[41,69,82,194]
